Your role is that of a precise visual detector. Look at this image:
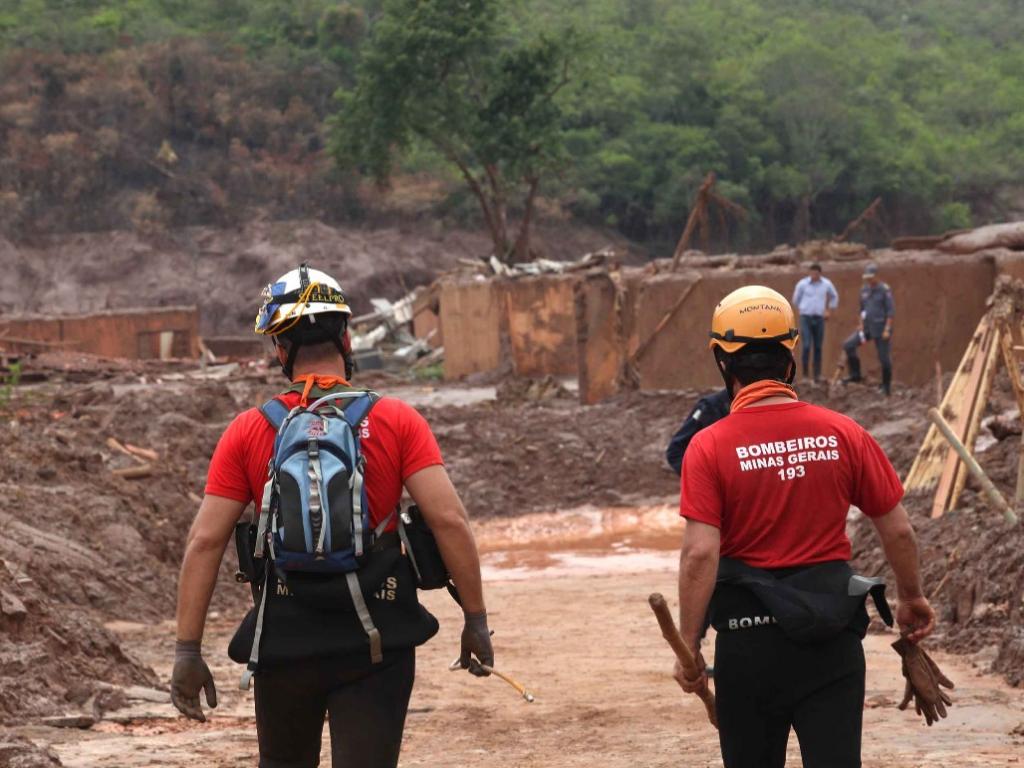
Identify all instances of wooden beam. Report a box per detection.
[931,317,994,517]
[628,277,703,368]
[928,408,1017,525]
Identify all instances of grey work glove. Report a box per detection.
[170,640,218,722]
[459,611,494,677]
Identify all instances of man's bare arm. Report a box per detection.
[404,465,485,614]
[175,495,247,642]
[678,519,721,652]
[869,502,935,642]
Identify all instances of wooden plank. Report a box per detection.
[949,325,1001,511]
[904,313,989,492]
[931,317,995,517]
[999,319,1024,415]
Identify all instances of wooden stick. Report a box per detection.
[1016,431,1024,506]
[648,593,718,729]
[111,463,155,479]
[927,408,1018,525]
[124,443,159,462]
[480,665,535,703]
[107,437,159,464]
[447,659,535,702]
[629,277,703,367]
[671,173,714,269]
[934,360,943,407]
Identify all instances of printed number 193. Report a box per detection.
[778,465,806,481]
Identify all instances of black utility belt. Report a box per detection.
[711,558,894,644]
[713,612,779,633]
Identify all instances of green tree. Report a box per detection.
[328,0,575,261]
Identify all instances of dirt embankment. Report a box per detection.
[0,364,1021,740]
[0,219,634,335]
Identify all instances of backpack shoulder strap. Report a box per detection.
[341,391,381,428]
[259,397,290,431]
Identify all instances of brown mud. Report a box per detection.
[1,365,1023,764]
[12,509,1024,767]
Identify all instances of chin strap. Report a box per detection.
[275,330,353,382]
[715,347,796,392]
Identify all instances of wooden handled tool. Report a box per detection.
[648,593,718,728]
[448,659,536,703]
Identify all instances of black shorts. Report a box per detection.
[254,649,416,768]
[714,625,865,768]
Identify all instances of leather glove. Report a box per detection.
[892,637,953,726]
[459,611,494,677]
[171,640,218,722]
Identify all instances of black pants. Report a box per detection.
[843,327,892,392]
[254,649,416,768]
[714,626,865,768]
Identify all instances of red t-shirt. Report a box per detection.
[679,401,903,568]
[205,392,444,529]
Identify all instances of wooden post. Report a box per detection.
[928,408,1018,525]
[1017,432,1024,506]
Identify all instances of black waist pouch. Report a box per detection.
[399,505,460,598]
[228,545,439,665]
[712,558,893,643]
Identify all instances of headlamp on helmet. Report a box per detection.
[255,263,351,337]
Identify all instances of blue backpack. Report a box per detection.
[254,389,383,573]
[241,388,391,688]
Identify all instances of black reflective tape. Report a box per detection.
[709,329,798,343]
[271,287,348,305]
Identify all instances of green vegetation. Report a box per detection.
[1,0,1023,252]
[330,0,575,261]
[0,361,22,408]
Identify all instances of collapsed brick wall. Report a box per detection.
[425,250,1024,402]
[576,251,1021,403]
[440,275,578,379]
[0,307,200,360]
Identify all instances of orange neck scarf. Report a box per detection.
[292,374,351,407]
[730,380,798,413]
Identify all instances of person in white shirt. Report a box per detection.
[791,263,839,382]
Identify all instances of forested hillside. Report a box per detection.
[1,0,1022,252]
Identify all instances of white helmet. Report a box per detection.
[255,263,352,336]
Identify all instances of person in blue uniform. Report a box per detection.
[842,263,895,396]
[665,388,731,475]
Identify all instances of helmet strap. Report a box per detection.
[276,339,301,381]
[274,324,352,381]
[330,333,355,380]
[714,346,796,393]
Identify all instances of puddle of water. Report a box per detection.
[386,385,496,408]
[481,549,677,581]
[474,503,682,580]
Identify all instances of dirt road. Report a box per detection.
[20,506,1024,767]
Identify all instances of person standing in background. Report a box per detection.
[842,263,895,396]
[791,264,839,383]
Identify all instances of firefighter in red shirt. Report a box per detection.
[170,265,493,768]
[673,286,935,768]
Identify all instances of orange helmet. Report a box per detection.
[709,285,799,354]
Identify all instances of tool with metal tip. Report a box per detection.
[648,592,718,728]
[448,658,536,703]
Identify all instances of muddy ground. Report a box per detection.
[1,360,1023,765]
[10,513,1024,767]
